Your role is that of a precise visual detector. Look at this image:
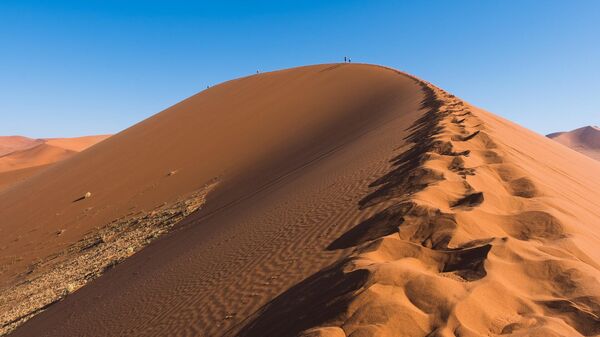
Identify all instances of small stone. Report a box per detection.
[66,283,77,293]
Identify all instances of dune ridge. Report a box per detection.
[236,76,600,336]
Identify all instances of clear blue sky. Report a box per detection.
[1,0,598,137]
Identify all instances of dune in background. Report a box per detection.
[2,64,600,337]
[0,143,76,173]
[43,135,112,152]
[0,135,110,191]
[0,136,43,157]
[548,126,600,160]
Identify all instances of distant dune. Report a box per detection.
[44,135,112,152]
[0,136,42,157]
[0,143,76,173]
[0,135,110,191]
[2,64,599,337]
[548,125,600,160]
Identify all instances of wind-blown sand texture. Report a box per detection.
[548,126,600,161]
[2,64,600,337]
[0,135,110,191]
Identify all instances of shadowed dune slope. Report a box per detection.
[0,165,52,191]
[548,126,600,160]
[1,63,424,335]
[5,64,600,337]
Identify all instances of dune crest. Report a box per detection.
[2,65,600,337]
[237,76,600,336]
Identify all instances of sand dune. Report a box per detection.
[0,135,110,191]
[0,143,76,173]
[0,136,42,157]
[2,64,600,337]
[43,135,111,152]
[548,126,600,160]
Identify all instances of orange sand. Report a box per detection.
[2,64,599,337]
[0,135,109,191]
[548,126,600,160]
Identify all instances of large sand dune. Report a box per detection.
[548,126,600,161]
[2,64,599,337]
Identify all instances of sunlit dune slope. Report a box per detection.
[4,64,600,337]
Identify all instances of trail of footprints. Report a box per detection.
[350,82,497,281]
[237,76,600,336]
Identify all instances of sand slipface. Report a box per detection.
[548,126,600,161]
[2,64,600,337]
